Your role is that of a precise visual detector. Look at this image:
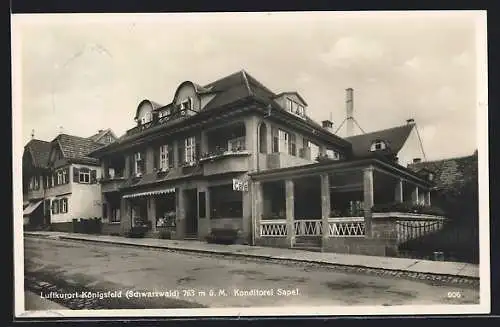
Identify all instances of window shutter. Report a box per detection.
[195,137,201,161]
[128,154,133,176]
[65,198,69,213]
[65,167,70,184]
[154,147,159,170]
[73,167,79,183]
[168,142,174,167]
[141,151,146,172]
[59,199,64,212]
[51,200,54,214]
[178,141,185,164]
[90,170,97,184]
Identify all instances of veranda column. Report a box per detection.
[175,187,186,239]
[102,159,109,179]
[148,197,157,232]
[320,173,331,249]
[120,197,131,234]
[173,140,179,168]
[411,186,419,205]
[395,178,404,203]
[363,167,374,238]
[425,190,431,206]
[253,181,263,244]
[285,179,295,248]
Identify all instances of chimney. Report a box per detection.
[406,118,415,125]
[98,129,103,133]
[413,158,421,163]
[346,88,354,137]
[321,120,334,132]
[31,129,35,140]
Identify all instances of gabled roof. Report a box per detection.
[53,134,103,165]
[88,128,117,144]
[408,152,478,190]
[345,124,415,158]
[24,139,51,168]
[273,92,309,106]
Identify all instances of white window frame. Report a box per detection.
[62,169,68,183]
[278,129,289,154]
[370,140,387,152]
[79,169,91,184]
[227,136,246,152]
[286,98,293,112]
[141,111,152,124]
[61,198,67,213]
[180,97,192,111]
[51,175,55,187]
[185,137,196,163]
[57,171,63,184]
[326,149,340,160]
[159,145,169,170]
[134,152,143,176]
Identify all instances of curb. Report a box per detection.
[34,234,480,285]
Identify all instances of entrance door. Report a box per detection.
[184,189,198,238]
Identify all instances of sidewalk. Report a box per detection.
[24,231,479,279]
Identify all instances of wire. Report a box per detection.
[334,118,347,134]
[414,123,427,161]
[352,118,366,134]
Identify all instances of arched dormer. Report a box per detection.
[134,99,162,125]
[370,139,388,152]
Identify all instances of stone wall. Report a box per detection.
[256,237,289,248]
[322,237,397,257]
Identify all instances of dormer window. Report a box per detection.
[159,109,170,118]
[285,98,305,117]
[180,97,193,111]
[370,140,387,152]
[326,149,340,160]
[140,112,152,125]
[428,172,434,182]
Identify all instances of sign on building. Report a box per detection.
[233,178,249,192]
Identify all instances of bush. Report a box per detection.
[126,226,148,238]
[207,228,241,244]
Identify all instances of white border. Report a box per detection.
[12,11,490,318]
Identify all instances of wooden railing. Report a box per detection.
[260,219,287,237]
[294,220,322,236]
[328,217,366,237]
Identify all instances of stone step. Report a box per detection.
[292,245,322,252]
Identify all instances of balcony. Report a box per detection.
[200,147,250,176]
[266,152,313,170]
[100,175,126,193]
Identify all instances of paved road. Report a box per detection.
[23,237,479,309]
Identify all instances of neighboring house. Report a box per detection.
[88,69,442,257]
[88,128,118,146]
[22,139,51,226]
[345,120,426,168]
[22,131,118,231]
[408,151,478,223]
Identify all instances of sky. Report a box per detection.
[13,11,486,161]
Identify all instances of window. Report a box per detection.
[278,129,289,154]
[141,112,152,125]
[326,149,340,160]
[57,171,63,185]
[79,168,91,183]
[209,184,243,219]
[51,200,59,215]
[62,169,68,184]
[102,203,108,219]
[51,175,55,187]
[288,133,296,156]
[285,98,305,117]
[159,109,170,118]
[228,136,246,152]
[370,140,387,152]
[134,152,143,176]
[286,98,293,112]
[59,198,68,213]
[308,141,320,162]
[159,145,169,170]
[180,97,192,111]
[185,137,196,163]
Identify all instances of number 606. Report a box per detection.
[447,291,462,298]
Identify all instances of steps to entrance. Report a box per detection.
[293,236,321,252]
[184,233,198,240]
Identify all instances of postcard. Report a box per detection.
[12,10,490,319]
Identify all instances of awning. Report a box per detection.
[123,188,176,199]
[23,200,43,216]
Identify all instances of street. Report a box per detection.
[24,236,479,309]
